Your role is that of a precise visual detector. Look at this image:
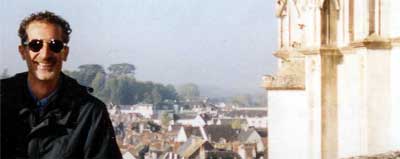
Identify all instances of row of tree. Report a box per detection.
[64,63,178,105]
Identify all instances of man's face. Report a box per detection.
[19,21,69,82]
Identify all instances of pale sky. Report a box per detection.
[0,0,277,95]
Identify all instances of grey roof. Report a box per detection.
[223,110,267,118]
[187,127,203,138]
[181,126,197,137]
[238,128,266,142]
[190,125,240,143]
[255,128,268,138]
[205,125,240,142]
[175,113,197,120]
[238,129,257,142]
[177,136,207,158]
[237,128,268,142]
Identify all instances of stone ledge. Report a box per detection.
[391,36,400,46]
[287,35,398,56]
[262,75,305,90]
[273,49,305,61]
[343,150,400,159]
[351,33,392,49]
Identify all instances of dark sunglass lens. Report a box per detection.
[28,40,43,52]
[49,40,64,53]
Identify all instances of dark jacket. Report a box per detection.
[1,72,122,159]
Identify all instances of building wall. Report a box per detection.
[336,49,366,157]
[363,49,391,155]
[321,47,397,157]
[176,116,206,127]
[267,90,309,159]
[305,54,322,159]
[246,117,268,128]
[391,46,400,150]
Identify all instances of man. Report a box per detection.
[1,11,122,159]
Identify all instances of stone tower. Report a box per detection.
[263,0,400,159]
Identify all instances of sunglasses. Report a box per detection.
[23,39,67,53]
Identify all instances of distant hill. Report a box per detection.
[198,84,238,98]
[198,84,265,98]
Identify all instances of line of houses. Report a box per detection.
[108,101,268,159]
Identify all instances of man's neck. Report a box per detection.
[27,74,60,100]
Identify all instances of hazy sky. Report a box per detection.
[0,0,277,95]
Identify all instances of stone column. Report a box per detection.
[320,47,341,159]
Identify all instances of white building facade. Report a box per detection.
[263,0,400,159]
[120,104,154,118]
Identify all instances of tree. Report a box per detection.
[160,112,172,128]
[65,64,105,87]
[151,88,162,105]
[103,76,137,105]
[177,83,200,101]
[231,94,253,106]
[77,64,105,86]
[159,84,178,101]
[99,76,119,104]
[0,68,9,79]
[108,63,135,77]
[91,72,106,94]
[63,63,179,105]
[231,119,242,129]
[118,77,136,105]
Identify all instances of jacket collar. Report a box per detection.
[13,72,89,138]
[13,72,88,110]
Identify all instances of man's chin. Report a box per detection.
[34,72,59,81]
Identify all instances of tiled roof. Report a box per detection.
[206,150,241,158]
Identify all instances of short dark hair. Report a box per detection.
[18,11,72,44]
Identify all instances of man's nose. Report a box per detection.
[38,43,53,59]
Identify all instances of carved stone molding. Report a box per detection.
[350,33,392,49]
[391,36,400,46]
[263,58,305,90]
[276,0,288,17]
[262,74,305,90]
[274,49,305,60]
[320,46,341,56]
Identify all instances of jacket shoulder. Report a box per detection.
[0,73,27,95]
[84,94,108,110]
[75,92,109,118]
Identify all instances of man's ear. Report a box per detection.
[18,45,26,60]
[62,46,69,61]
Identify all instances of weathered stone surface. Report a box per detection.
[262,74,304,90]
[344,151,400,159]
[263,53,305,90]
